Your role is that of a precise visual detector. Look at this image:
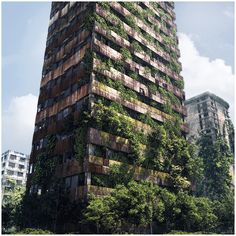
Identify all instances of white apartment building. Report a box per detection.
[1,150,29,188]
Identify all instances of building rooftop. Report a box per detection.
[1,150,29,157]
[184,91,229,109]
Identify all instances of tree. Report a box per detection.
[82,194,120,233]
[174,191,217,232]
[198,135,233,200]
[2,179,25,233]
[83,181,163,233]
[196,134,234,233]
[213,191,234,233]
[82,180,219,234]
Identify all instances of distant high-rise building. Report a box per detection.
[28,2,187,201]
[1,150,29,189]
[185,91,234,152]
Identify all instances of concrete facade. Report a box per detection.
[1,150,29,189]
[185,92,232,147]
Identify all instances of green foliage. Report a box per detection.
[170,61,181,73]
[92,98,197,187]
[83,48,94,73]
[91,163,135,188]
[163,35,175,47]
[213,191,234,233]
[197,135,233,200]
[120,87,137,101]
[128,71,139,80]
[174,192,217,232]
[92,100,145,164]
[130,41,142,53]
[111,19,128,40]
[98,2,110,11]
[139,113,156,127]
[84,12,95,31]
[143,31,154,44]
[15,228,53,234]
[125,15,137,30]
[2,180,25,233]
[74,126,87,163]
[83,181,157,233]
[83,180,219,234]
[82,194,120,233]
[91,173,111,187]
[224,118,234,154]
[120,48,132,61]
[194,135,234,233]
[109,163,135,186]
[144,66,151,76]
[32,135,57,191]
[173,79,184,90]
[95,14,110,31]
[166,91,181,106]
[163,102,172,114]
[148,83,158,94]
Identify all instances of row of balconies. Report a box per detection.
[142,2,176,29]
[39,64,86,104]
[42,4,181,89]
[36,84,89,123]
[48,3,78,40]
[93,60,186,116]
[133,3,176,38]
[93,38,184,99]
[30,121,187,199]
[33,96,153,144]
[41,43,90,87]
[45,9,88,57]
[44,30,90,70]
[91,80,189,133]
[88,155,170,186]
[95,6,181,75]
[94,23,177,71]
[69,185,113,201]
[48,2,89,41]
[49,2,75,26]
[110,2,178,53]
[157,2,176,19]
[106,3,179,56]
[91,102,153,134]
[55,159,83,178]
[91,80,170,122]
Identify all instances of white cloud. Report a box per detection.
[178,33,235,121]
[223,10,234,19]
[2,94,38,154]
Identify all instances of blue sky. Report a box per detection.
[2,2,235,154]
[175,2,234,70]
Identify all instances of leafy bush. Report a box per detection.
[15,228,53,234]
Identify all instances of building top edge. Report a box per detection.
[1,150,29,157]
[184,91,229,109]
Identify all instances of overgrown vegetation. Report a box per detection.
[2,179,25,234]
[82,180,219,234]
[3,2,234,234]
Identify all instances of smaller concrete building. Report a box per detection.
[1,150,30,189]
[184,92,233,148]
[185,91,234,187]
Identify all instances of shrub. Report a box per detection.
[15,228,53,234]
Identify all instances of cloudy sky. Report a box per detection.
[2,2,235,154]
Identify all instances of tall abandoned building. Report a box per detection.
[185,92,234,153]
[28,2,188,203]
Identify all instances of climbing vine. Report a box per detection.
[32,135,57,193]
